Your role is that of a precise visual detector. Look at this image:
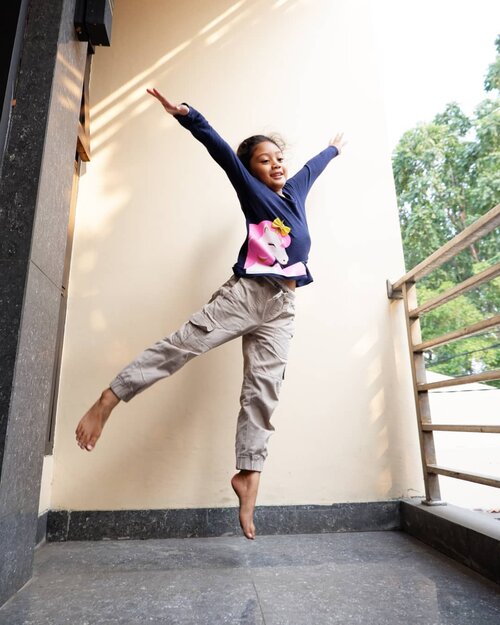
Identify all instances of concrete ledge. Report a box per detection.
[46,501,401,542]
[401,498,500,585]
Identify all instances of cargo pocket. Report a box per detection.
[189,311,216,333]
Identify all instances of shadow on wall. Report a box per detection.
[89,0,305,158]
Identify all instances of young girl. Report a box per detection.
[76,88,345,539]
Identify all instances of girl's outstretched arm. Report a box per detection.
[147,88,252,192]
[286,133,345,200]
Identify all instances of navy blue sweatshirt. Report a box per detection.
[176,106,338,287]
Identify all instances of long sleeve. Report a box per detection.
[174,107,335,288]
[286,146,338,201]
[175,105,253,194]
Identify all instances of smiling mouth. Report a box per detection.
[271,173,283,179]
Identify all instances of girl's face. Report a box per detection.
[249,141,288,194]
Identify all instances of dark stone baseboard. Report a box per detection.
[46,501,401,542]
[401,498,500,585]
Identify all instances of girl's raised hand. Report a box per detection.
[146,88,189,116]
[329,132,346,154]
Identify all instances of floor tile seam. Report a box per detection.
[249,574,268,624]
[245,560,500,589]
[31,562,439,581]
[30,565,262,582]
[41,530,400,546]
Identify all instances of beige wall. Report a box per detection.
[47,0,423,512]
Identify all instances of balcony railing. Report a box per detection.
[387,203,500,504]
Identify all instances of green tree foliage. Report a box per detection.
[392,37,500,383]
[484,34,500,92]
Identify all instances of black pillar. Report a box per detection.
[0,0,87,606]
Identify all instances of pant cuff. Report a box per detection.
[236,455,264,471]
[110,376,135,402]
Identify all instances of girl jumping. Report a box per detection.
[76,88,345,539]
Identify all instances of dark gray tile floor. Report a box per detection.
[1,531,499,625]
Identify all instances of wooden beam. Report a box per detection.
[389,204,500,294]
[413,314,500,352]
[409,263,500,318]
[77,121,90,162]
[76,50,92,161]
[422,424,500,433]
[402,282,442,502]
[427,464,500,488]
[418,369,500,391]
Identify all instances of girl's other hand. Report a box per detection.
[146,88,189,116]
[329,132,346,154]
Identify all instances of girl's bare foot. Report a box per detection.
[231,470,261,539]
[75,388,120,451]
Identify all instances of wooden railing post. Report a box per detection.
[402,282,443,504]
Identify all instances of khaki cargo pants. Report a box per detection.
[110,276,296,471]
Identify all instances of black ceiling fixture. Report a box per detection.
[74,0,114,49]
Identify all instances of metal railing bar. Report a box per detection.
[421,424,500,433]
[413,314,500,352]
[389,204,500,294]
[418,369,500,390]
[427,464,500,488]
[409,262,500,317]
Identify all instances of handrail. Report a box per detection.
[389,203,500,294]
[413,314,500,352]
[409,262,500,317]
[427,465,500,489]
[422,424,500,433]
[417,369,500,391]
[388,203,500,505]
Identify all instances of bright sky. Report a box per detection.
[370,0,500,150]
